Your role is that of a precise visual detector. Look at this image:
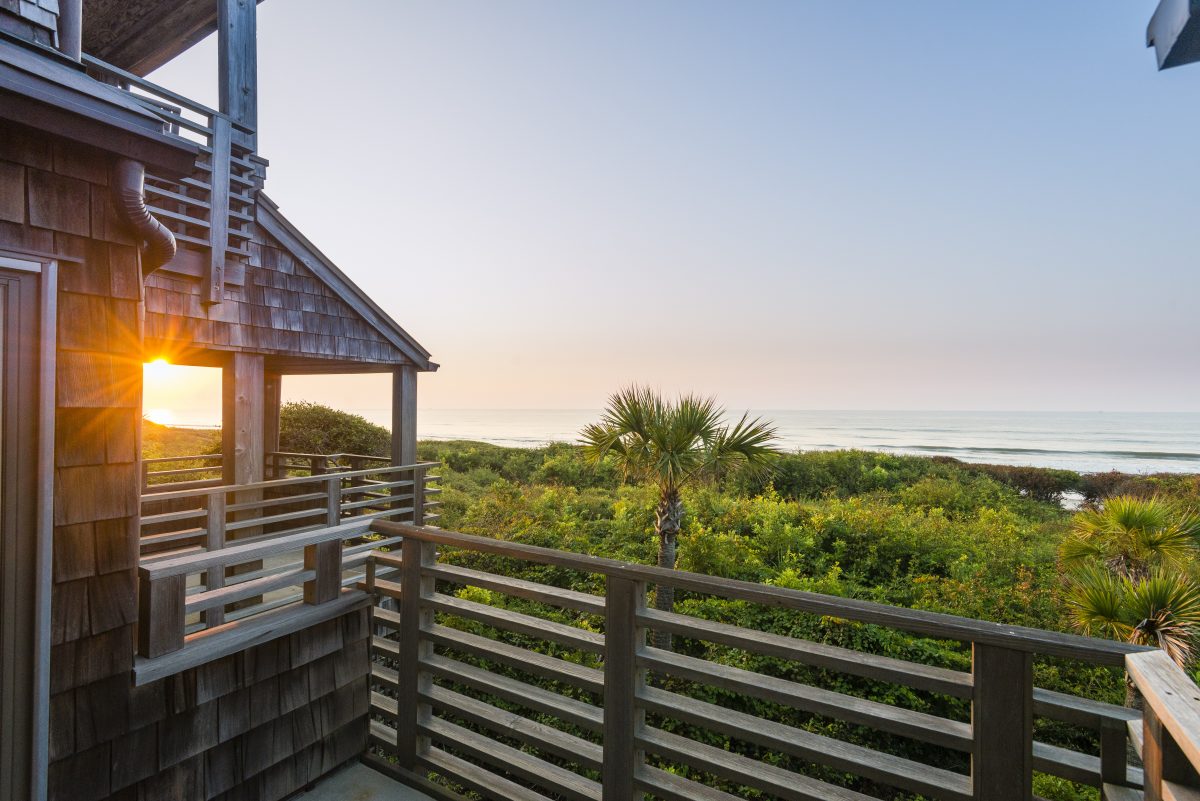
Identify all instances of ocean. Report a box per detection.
[296,408,1200,475]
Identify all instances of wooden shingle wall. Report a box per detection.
[0,0,59,46]
[144,235,410,366]
[1,126,371,801]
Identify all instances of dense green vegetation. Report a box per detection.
[144,408,1200,800]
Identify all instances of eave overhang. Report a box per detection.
[1148,0,1200,70]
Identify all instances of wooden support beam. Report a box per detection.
[391,365,417,466]
[972,644,1033,801]
[205,116,231,306]
[221,352,264,487]
[218,0,258,131]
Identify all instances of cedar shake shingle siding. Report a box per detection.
[144,234,410,366]
[2,126,371,801]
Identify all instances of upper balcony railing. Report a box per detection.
[134,459,440,683]
[363,523,1158,801]
[82,55,262,302]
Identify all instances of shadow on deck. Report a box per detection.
[293,763,435,801]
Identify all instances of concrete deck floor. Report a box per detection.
[293,763,435,801]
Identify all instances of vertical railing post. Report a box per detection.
[602,576,645,801]
[395,535,435,770]
[325,474,341,527]
[412,465,427,526]
[1099,717,1129,789]
[137,571,186,658]
[303,539,342,605]
[971,643,1032,801]
[310,455,325,476]
[206,115,231,306]
[203,490,227,627]
[1143,704,1192,801]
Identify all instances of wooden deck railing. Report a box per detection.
[134,461,440,681]
[82,55,262,303]
[266,451,392,480]
[1125,651,1200,801]
[141,453,224,492]
[364,523,1153,801]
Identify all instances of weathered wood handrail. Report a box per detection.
[135,462,439,672]
[365,523,1151,801]
[1127,650,1200,801]
[141,453,224,491]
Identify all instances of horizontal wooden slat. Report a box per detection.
[418,654,604,732]
[639,606,972,698]
[638,645,971,751]
[140,508,207,527]
[1034,687,1140,729]
[418,746,551,801]
[424,624,605,693]
[637,725,878,801]
[425,563,606,615]
[421,716,602,801]
[426,593,605,654]
[639,686,971,801]
[141,519,372,579]
[633,764,745,801]
[1032,741,1103,787]
[421,685,603,771]
[184,566,313,614]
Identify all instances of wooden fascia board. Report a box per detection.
[254,196,436,372]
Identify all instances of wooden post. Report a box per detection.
[203,491,227,627]
[391,365,417,467]
[263,371,281,477]
[971,643,1032,801]
[1143,704,1193,801]
[1099,717,1128,788]
[205,116,231,306]
[395,535,434,770]
[325,475,342,527]
[303,540,342,605]
[137,573,186,658]
[392,365,418,519]
[221,352,264,489]
[218,0,258,132]
[602,576,644,801]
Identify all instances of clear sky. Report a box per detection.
[147,1,1200,415]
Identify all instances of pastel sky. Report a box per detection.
[145,1,1200,418]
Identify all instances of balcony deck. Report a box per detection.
[295,763,434,801]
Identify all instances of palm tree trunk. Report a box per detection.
[652,490,683,651]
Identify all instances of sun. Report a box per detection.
[143,407,175,426]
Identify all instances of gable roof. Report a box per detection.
[254,194,437,372]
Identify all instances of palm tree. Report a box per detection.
[581,386,778,648]
[1060,495,1200,582]
[1060,496,1200,698]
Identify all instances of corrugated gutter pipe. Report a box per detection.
[111,159,176,275]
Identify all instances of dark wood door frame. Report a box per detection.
[0,253,57,801]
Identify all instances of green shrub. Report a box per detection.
[278,401,390,456]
